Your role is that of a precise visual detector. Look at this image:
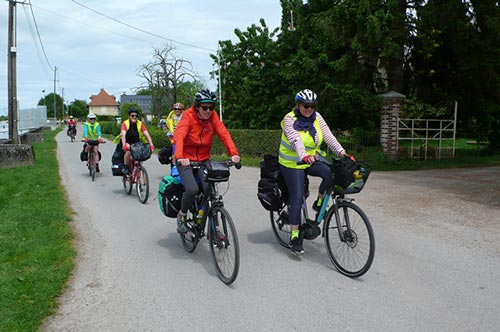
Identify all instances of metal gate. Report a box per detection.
[397,102,457,160]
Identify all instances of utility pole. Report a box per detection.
[8,0,19,144]
[53,66,57,121]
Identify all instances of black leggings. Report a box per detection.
[279,163,332,226]
[177,161,210,213]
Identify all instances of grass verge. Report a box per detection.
[0,130,76,332]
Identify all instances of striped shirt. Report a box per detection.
[282,112,345,160]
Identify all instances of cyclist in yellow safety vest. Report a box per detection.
[278,89,353,255]
[82,113,104,172]
[114,108,155,171]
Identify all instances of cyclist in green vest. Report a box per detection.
[278,89,352,255]
[82,113,104,172]
[119,108,155,169]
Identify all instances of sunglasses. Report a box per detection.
[174,108,183,110]
[302,103,315,110]
[200,105,214,111]
[130,114,138,118]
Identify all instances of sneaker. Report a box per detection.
[177,213,188,234]
[290,236,304,255]
[95,164,100,173]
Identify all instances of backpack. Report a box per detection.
[257,154,288,211]
[158,175,184,218]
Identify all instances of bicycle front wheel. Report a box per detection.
[180,211,200,253]
[209,206,239,285]
[88,153,95,181]
[123,173,133,195]
[324,201,375,278]
[136,165,149,204]
[270,206,291,248]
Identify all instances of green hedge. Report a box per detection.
[99,121,378,158]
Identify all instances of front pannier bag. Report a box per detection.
[158,175,184,218]
[131,142,152,162]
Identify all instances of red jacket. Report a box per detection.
[174,106,238,161]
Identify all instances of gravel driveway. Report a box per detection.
[43,130,500,332]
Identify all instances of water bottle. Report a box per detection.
[196,206,205,224]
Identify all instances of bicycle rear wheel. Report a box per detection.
[270,206,291,248]
[136,165,149,204]
[209,206,239,285]
[324,201,375,278]
[123,173,133,195]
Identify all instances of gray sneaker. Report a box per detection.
[177,213,188,234]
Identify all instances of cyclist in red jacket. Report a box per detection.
[173,89,240,234]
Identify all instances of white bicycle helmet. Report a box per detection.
[295,89,317,103]
[87,113,97,119]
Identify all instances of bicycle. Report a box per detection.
[123,157,149,204]
[270,157,375,278]
[67,125,77,142]
[178,160,241,285]
[85,140,104,182]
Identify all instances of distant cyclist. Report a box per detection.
[67,115,77,137]
[173,89,240,234]
[165,102,185,143]
[82,113,104,172]
[279,89,352,255]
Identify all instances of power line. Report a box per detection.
[71,0,216,53]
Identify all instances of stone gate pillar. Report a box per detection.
[379,91,405,159]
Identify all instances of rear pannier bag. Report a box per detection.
[158,175,184,218]
[257,178,285,211]
[257,154,288,211]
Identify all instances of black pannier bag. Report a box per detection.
[205,161,230,182]
[158,145,173,165]
[257,154,288,211]
[158,175,184,218]
[332,156,357,189]
[131,142,152,162]
[111,143,125,176]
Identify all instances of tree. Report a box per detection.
[409,0,500,150]
[38,93,64,119]
[68,99,88,119]
[137,45,198,120]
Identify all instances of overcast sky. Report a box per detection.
[0,0,283,116]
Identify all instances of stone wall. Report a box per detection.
[0,144,36,169]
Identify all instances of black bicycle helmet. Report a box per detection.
[128,107,139,115]
[295,89,317,103]
[194,89,217,103]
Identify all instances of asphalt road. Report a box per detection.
[43,128,500,332]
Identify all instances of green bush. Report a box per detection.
[211,129,281,157]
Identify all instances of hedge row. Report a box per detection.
[100,121,378,158]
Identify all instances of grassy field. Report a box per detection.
[0,130,76,332]
[1,131,499,331]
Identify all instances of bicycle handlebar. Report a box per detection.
[188,160,242,170]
